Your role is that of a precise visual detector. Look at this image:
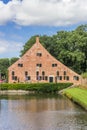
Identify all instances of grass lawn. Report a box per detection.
[64,87,87,110]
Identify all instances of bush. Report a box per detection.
[0,83,73,93]
[81,72,87,79]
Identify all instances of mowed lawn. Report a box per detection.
[64,87,87,110]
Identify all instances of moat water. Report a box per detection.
[0,94,87,130]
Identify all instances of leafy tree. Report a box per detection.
[0,58,9,80]
[10,57,19,65]
[20,25,87,74]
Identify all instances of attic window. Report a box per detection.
[52,64,57,67]
[18,63,23,67]
[36,53,42,57]
[36,64,42,67]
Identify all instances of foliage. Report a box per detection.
[0,83,73,93]
[0,58,9,80]
[10,57,19,65]
[20,24,87,74]
[64,87,87,110]
[0,57,19,80]
[0,24,87,79]
[81,72,87,79]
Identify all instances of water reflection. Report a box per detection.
[0,94,87,130]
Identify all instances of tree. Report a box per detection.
[10,57,19,65]
[0,58,9,80]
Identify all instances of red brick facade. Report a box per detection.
[8,37,81,84]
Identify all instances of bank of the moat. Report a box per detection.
[64,87,87,111]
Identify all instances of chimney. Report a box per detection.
[36,37,39,43]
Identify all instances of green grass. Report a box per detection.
[64,87,87,110]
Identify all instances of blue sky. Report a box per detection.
[0,0,87,58]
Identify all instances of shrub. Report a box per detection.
[0,83,73,93]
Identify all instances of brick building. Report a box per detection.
[8,37,81,84]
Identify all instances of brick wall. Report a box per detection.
[8,37,81,85]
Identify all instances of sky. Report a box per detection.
[0,0,87,58]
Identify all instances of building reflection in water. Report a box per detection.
[0,95,86,130]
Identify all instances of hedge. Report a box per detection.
[0,83,73,93]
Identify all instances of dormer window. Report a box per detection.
[36,53,42,57]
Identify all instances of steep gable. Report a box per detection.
[8,37,81,84]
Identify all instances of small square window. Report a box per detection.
[52,64,57,67]
[37,53,42,57]
[36,64,42,67]
[18,63,23,67]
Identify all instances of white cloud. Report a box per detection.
[0,0,87,26]
[0,39,23,57]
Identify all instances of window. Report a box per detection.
[18,63,23,67]
[64,71,66,75]
[45,76,48,80]
[36,71,39,75]
[60,76,62,80]
[36,64,42,67]
[25,71,28,76]
[36,76,42,80]
[52,64,57,67]
[37,53,42,57]
[12,75,15,80]
[73,76,79,81]
[12,71,15,75]
[25,76,31,81]
[66,76,69,80]
[14,76,17,81]
[64,76,69,80]
[27,76,31,80]
[42,71,45,75]
[56,71,59,76]
[57,76,62,80]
